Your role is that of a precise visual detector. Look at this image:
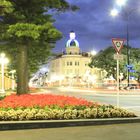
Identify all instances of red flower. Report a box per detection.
[0,94,99,109]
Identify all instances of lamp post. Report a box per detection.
[0,53,9,93]
[110,0,135,87]
[9,70,16,90]
[126,12,130,87]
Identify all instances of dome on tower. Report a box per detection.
[66,31,79,47]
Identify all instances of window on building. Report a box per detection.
[75,61,79,66]
[70,62,72,66]
[67,62,69,66]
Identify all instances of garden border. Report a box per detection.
[0,117,140,131]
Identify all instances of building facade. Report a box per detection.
[0,68,16,91]
[47,31,106,87]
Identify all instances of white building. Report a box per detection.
[47,31,106,87]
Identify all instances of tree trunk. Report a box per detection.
[17,45,29,94]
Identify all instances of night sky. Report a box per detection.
[53,0,140,53]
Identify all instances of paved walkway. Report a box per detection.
[0,123,140,140]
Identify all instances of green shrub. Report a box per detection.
[0,105,136,121]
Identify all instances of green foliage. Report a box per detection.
[0,0,75,76]
[90,46,140,82]
[7,22,62,43]
[0,96,6,100]
[128,48,140,82]
[1,22,62,76]
[0,0,78,94]
[0,105,136,121]
[7,23,41,40]
[89,47,121,79]
[0,0,13,15]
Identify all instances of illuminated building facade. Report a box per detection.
[47,31,106,87]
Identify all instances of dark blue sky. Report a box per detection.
[53,0,140,53]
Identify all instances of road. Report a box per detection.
[40,87,140,116]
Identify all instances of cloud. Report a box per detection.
[53,0,140,52]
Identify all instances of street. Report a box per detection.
[40,87,140,116]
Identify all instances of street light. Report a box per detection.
[116,0,127,7]
[110,1,136,87]
[91,50,97,56]
[0,53,9,93]
[110,9,119,17]
[115,0,130,85]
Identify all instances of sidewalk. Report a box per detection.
[0,123,140,140]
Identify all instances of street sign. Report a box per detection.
[129,76,135,80]
[126,64,133,68]
[112,38,125,53]
[114,54,124,60]
[129,69,136,73]
[112,38,125,108]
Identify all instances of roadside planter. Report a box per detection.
[0,94,136,121]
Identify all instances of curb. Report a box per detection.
[0,117,140,131]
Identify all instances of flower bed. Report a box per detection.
[0,94,136,121]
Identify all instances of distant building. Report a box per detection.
[0,69,16,91]
[47,31,106,87]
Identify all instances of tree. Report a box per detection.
[89,46,126,79]
[128,48,140,83]
[0,0,78,94]
[89,46,140,82]
[0,0,13,15]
